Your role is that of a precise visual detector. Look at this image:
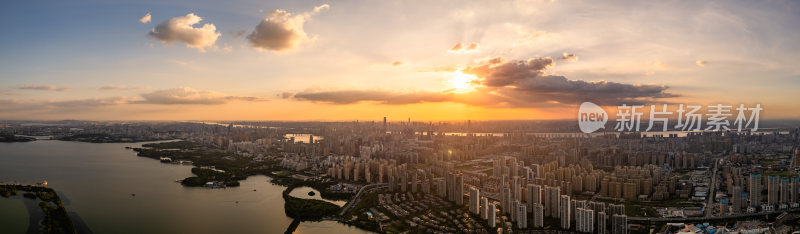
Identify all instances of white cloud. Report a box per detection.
[148,13,220,52]
[139,13,151,24]
[560,53,578,61]
[247,4,329,52]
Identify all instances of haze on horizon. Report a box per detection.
[1,0,799,121]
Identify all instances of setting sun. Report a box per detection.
[447,70,479,93]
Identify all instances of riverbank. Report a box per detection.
[58,133,169,143]
[0,184,77,234]
[0,140,371,233]
[0,134,36,142]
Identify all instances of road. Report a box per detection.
[705,158,720,217]
[629,207,800,222]
[339,183,387,216]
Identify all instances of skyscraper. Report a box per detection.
[480,197,489,220]
[750,174,762,208]
[576,208,594,233]
[469,187,480,215]
[533,203,544,228]
[455,174,464,205]
[792,177,799,204]
[411,170,418,193]
[488,203,496,228]
[511,200,519,222]
[513,176,521,201]
[768,175,779,206]
[502,187,512,215]
[612,214,627,234]
[597,211,608,234]
[517,203,527,229]
[731,186,742,213]
[560,195,571,229]
[528,184,542,206]
[545,185,561,217]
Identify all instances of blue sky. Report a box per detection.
[1,0,799,120]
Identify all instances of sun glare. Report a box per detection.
[447,70,478,93]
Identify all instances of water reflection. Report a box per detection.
[0,140,368,234]
[288,186,347,207]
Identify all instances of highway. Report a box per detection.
[628,208,800,222]
[339,183,387,216]
[705,158,720,217]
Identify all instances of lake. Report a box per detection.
[0,140,371,234]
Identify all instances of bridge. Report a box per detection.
[628,208,800,222]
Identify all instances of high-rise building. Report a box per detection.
[480,197,489,220]
[560,195,571,229]
[720,199,729,214]
[731,186,742,213]
[488,203,497,228]
[609,204,625,216]
[502,187,512,214]
[533,203,544,228]
[528,184,542,206]
[470,187,480,215]
[455,174,464,205]
[792,177,800,204]
[411,170,418,193]
[545,185,561,217]
[576,208,594,233]
[623,182,638,201]
[513,176,521,201]
[511,200,519,222]
[590,201,606,227]
[781,178,790,204]
[612,214,627,234]
[400,168,408,192]
[597,211,608,234]
[768,175,779,206]
[437,178,446,198]
[750,174,762,208]
[517,203,527,229]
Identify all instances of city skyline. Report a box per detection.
[1,0,799,121]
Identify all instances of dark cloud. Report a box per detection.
[286,56,679,108]
[17,85,70,92]
[231,30,247,38]
[0,97,132,115]
[288,89,453,105]
[137,87,267,105]
[99,85,145,91]
[464,57,554,87]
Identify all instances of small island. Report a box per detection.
[0,184,77,234]
[57,133,169,143]
[0,133,36,142]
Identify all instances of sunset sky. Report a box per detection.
[1,0,798,121]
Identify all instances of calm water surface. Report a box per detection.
[288,186,347,206]
[0,140,370,234]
